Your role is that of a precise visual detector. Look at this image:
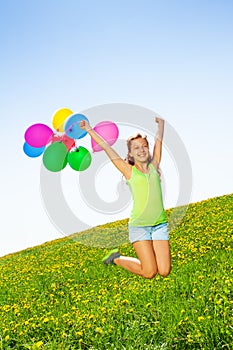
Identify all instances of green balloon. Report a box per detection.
[68,146,92,171]
[43,142,68,172]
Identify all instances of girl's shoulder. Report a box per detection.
[149,161,161,178]
[124,163,133,181]
[149,160,159,170]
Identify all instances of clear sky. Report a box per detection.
[0,0,232,257]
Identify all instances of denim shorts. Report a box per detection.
[128,223,169,243]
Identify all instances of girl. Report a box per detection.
[80,118,171,279]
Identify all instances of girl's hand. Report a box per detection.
[80,120,92,132]
[155,117,164,124]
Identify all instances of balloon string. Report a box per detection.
[66,121,83,132]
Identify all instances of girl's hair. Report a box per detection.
[126,133,152,165]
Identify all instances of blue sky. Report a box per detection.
[0,0,232,257]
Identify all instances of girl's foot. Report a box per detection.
[102,249,120,265]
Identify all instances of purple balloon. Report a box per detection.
[24,123,53,148]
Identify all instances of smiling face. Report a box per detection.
[128,136,150,165]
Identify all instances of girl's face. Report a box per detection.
[129,137,149,164]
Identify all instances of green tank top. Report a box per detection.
[126,163,166,226]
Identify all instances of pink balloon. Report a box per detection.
[91,121,119,152]
[24,123,54,148]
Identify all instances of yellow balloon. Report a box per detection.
[52,108,73,132]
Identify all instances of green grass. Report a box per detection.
[0,194,232,350]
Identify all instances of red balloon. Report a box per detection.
[51,134,75,151]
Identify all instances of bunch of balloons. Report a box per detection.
[23,108,119,172]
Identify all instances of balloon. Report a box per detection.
[51,134,75,151]
[68,147,92,171]
[23,142,45,158]
[25,123,53,148]
[91,121,119,152]
[52,108,73,132]
[43,142,68,172]
[64,114,89,140]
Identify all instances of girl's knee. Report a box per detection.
[142,269,157,279]
[158,266,171,277]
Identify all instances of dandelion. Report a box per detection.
[76,331,83,336]
[186,334,193,343]
[195,330,201,338]
[198,316,204,322]
[95,327,103,334]
[35,341,43,348]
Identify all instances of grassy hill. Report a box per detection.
[0,194,232,350]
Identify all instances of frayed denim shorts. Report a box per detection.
[128,222,169,243]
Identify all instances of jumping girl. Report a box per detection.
[80,118,171,279]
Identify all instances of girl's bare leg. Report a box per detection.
[152,240,171,277]
[114,240,158,279]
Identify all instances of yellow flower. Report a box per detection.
[36,341,43,348]
[198,316,204,322]
[95,327,103,334]
[5,335,10,341]
[187,334,193,343]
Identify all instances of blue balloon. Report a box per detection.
[64,113,89,139]
[23,142,45,158]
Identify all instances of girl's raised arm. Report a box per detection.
[80,120,132,179]
[151,117,164,167]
